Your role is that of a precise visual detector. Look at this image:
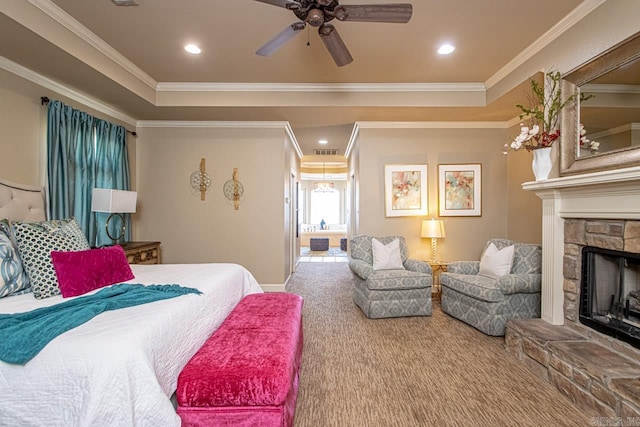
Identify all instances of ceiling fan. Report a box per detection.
[254,0,413,66]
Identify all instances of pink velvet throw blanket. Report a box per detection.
[177,292,304,427]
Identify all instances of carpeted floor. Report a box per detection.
[287,262,590,427]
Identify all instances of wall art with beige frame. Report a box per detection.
[384,164,428,217]
[438,163,481,217]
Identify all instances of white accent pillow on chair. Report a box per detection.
[372,238,405,270]
[478,243,514,278]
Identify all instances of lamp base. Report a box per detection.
[430,238,439,265]
[106,213,126,245]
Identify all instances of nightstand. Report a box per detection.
[430,262,448,301]
[119,241,161,265]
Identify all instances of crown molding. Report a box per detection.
[485,0,607,90]
[28,0,157,91]
[136,120,294,128]
[589,122,640,140]
[352,121,509,129]
[0,55,137,126]
[156,82,486,93]
[582,83,640,94]
[284,122,303,159]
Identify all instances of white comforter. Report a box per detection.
[0,263,263,427]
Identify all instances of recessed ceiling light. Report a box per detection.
[318,139,328,145]
[437,44,455,55]
[184,44,202,55]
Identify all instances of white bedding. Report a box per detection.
[0,262,263,427]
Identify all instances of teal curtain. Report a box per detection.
[94,119,130,247]
[47,101,95,235]
[47,101,131,247]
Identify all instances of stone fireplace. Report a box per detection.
[505,166,640,421]
[581,240,640,350]
[564,220,640,352]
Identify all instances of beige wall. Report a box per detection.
[352,126,521,262]
[134,125,296,286]
[505,123,543,244]
[0,69,46,186]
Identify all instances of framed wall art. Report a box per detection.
[384,164,428,217]
[438,164,482,217]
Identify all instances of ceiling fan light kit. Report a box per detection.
[254,0,413,66]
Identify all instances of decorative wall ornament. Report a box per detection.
[223,168,244,210]
[190,158,211,201]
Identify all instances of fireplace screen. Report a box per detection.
[580,246,640,349]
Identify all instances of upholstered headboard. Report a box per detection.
[0,178,46,222]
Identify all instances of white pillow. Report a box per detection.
[478,243,514,278]
[372,238,405,270]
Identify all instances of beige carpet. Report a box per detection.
[287,262,590,427]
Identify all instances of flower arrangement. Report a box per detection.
[579,123,600,154]
[505,71,581,153]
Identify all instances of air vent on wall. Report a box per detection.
[313,149,339,155]
[111,0,139,6]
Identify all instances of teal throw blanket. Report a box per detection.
[0,283,201,365]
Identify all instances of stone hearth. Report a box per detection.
[506,319,640,421]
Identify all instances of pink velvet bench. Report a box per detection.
[177,292,304,427]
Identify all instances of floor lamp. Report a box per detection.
[421,219,446,264]
[91,188,137,245]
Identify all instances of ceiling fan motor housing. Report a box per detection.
[294,0,339,25]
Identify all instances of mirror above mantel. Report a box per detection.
[560,31,640,175]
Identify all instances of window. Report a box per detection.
[310,189,340,225]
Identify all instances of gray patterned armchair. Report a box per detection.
[440,238,542,336]
[349,235,433,319]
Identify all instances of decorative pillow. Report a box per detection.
[13,218,91,299]
[0,219,30,297]
[372,238,405,270]
[51,245,134,298]
[478,243,515,278]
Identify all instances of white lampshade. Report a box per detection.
[91,189,137,213]
[421,219,446,239]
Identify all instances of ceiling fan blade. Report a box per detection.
[334,4,413,23]
[256,22,306,57]
[318,24,353,67]
[254,0,302,9]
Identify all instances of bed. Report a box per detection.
[0,178,263,426]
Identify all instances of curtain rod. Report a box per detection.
[40,96,137,136]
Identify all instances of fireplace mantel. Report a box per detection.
[523,165,640,325]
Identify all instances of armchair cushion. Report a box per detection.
[366,269,431,291]
[371,238,404,270]
[478,243,514,278]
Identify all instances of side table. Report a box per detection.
[119,241,161,265]
[429,262,448,301]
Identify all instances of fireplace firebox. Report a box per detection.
[580,246,640,349]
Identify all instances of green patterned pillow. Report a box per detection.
[13,218,90,299]
[0,219,30,297]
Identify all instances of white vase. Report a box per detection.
[532,147,553,181]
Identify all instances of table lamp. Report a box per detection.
[421,218,446,264]
[91,188,137,244]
